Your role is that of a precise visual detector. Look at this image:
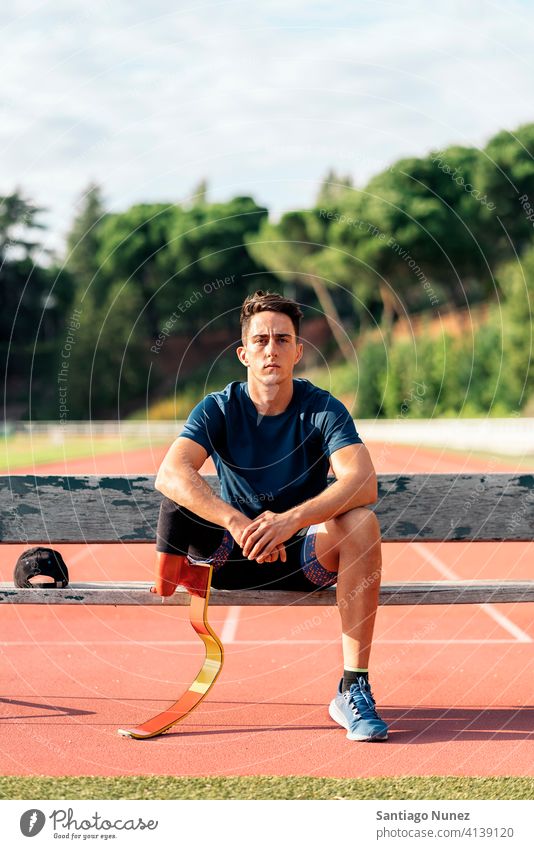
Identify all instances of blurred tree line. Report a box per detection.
[2,121,534,419]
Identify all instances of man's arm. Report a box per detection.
[240,443,378,559]
[155,436,243,530]
[155,436,285,559]
[284,442,378,528]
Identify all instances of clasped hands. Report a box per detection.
[228,510,300,564]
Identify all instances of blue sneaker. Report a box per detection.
[329,677,388,741]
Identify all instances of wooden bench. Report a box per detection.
[1,473,533,606]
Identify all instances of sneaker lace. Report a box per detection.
[346,679,380,720]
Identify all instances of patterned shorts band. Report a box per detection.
[300,524,338,588]
[187,529,235,571]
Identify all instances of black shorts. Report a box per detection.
[156,497,338,592]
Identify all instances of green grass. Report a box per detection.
[0,435,170,471]
[0,776,532,800]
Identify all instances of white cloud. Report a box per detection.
[1,0,534,253]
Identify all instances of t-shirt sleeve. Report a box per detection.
[319,395,363,458]
[178,394,224,457]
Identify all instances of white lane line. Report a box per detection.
[220,606,241,644]
[412,543,533,644]
[0,638,522,646]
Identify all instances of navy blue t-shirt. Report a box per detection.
[178,378,363,519]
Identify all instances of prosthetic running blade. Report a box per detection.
[118,560,223,740]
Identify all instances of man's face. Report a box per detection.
[237,311,303,384]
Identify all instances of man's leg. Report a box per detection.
[310,507,388,741]
[154,497,232,596]
[312,507,382,668]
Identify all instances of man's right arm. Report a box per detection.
[155,436,285,562]
[154,436,246,538]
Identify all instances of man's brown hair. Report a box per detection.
[240,290,303,342]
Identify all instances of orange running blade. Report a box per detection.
[118,560,223,740]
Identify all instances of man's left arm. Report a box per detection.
[284,442,378,528]
[241,443,377,560]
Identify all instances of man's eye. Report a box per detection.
[254,338,289,344]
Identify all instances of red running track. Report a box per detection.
[0,441,532,777]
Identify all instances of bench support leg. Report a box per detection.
[118,560,224,740]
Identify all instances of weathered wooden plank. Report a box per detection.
[0,475,159,544]
[1,474,533,543]
[0,581,532,606]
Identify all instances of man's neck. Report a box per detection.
[246,375,294,416]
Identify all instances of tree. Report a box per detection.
[162,196,268,331]
[477,123,534,260]
[0,189,46,261]
[68,280,148,418]
[316,169,354,207]
[246,209,355,363]
[96,203,175,337]
[365,151,495,304]
[494,246,534,411]
[65,183,106,299]
[186,179,209,207]
[319,147,499,342]
[0,189,51,348]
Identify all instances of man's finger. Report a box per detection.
[240,520,261,545]
[248,533,275,560]
[242,525,268,556]
[256,542,286,564]
[240,512,273,552]
[257,549,278,563]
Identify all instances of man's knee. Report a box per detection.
[333,507,381,541]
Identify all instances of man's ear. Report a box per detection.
[236,344,248,366]
[294,341,303,365]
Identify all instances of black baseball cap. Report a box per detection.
[14,547,69,588]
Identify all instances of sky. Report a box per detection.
[2,0,534,254]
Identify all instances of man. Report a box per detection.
[153,289,388,742]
